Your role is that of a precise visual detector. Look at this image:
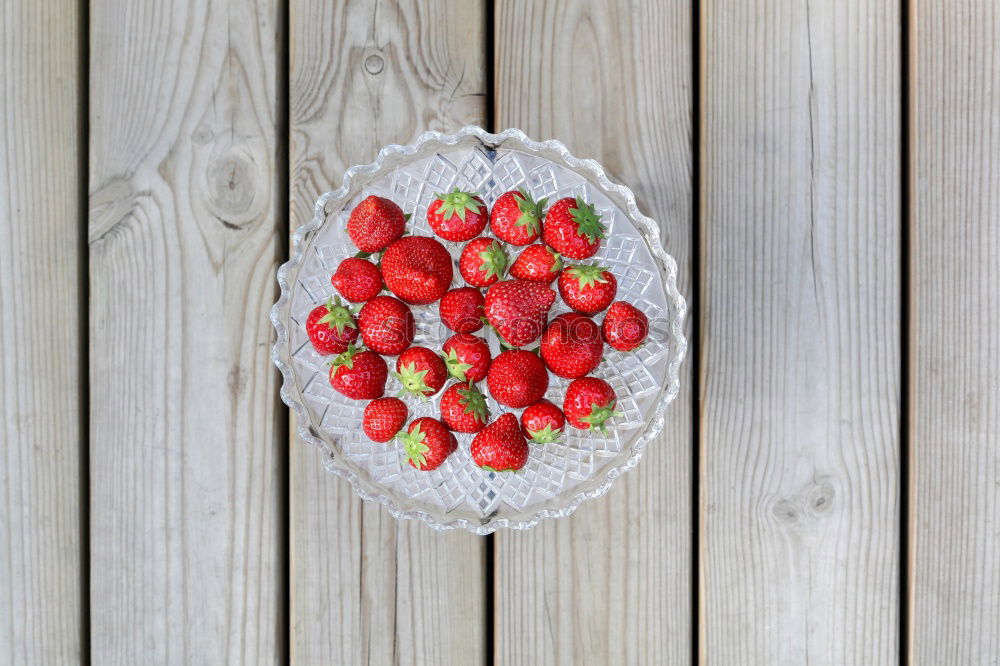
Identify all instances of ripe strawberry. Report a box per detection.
[509,244,562,283]
[539,312,603,379]
[381,236,453,305]
[459,237,508,288]
[394,346,447,398]
[520,399,566,444]
[439,287,485,333]
[399,417,457,471]
[305,297,359,355]
[347,195,406,253]
[490,189,547,246]
[329,344,388,400]
[440,383,489,433]
[358,295,414,355]
[558,264,617,314]
[363,397,408,442]
[484,280,556,347]
[563,377,623,433]
[471,413,529,471]
[331,257,382,302]
[542,196,606,259]
[441,333,491,383]
[427,188,488,241]
[487,350,548,408]
[602,301,650,351]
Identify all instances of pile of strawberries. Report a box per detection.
[305,187,649,474]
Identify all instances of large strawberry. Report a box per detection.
[509,243,562,283]
[484,280,556,348]
[358,295,414,355]
[363,397,408,442]
[542,196,606,260]
[487,350,548,408]
[558,264,617,314]
[381,236,453,305]
[602,301,649,351]
[329,344,388,400]
[520,399,566,444]
[490,189,546,246]
[439,383,489,433]
[347,195,406,253]
[394,346,447,398]
[305,296,359,355]
[563,377,623,433]
[441,333,491,383]
[399,417,457,471]
[539,312,603,379]
[427,188,488,241]
[471,413,529,471]
[439,287,485,333]
[459,237,508,288]
[331,257,382,303]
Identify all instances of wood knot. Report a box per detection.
[207,155,256,228]
[364,53,385,75]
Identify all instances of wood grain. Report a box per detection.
[288,1,487,663]
[700,0,900,662]
[909,1,1000,661]
[88,0,284,662]
[0,1,82,662]
[493,1,693,663]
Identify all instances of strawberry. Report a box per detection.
[427,188,488,241]
[459,237,508,288]
[490,189,546,246]
[381,236,453,305]
[542,196,606,259]
[329,344,388,400]
[558,264,617,314]
[305,297,359,355]
[331,257,383,303]
[563,377,623,433]
[347,195,406,253]
[509,243,562,283]
[602,301,649,351]
[539,312,603,379]
[399,417,457,471]
[439,383,489,433]
[520,399,566,444]
[484,280,556,347]
[394,346,447,398]
[439,287,485,333]
[363,397,408,442]
[358,295,415,355]
[441,333,491,383]
[487,350,548,408]
[471,413,529,471]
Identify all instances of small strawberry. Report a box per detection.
[305,297,359,355]
[509,243,562,283]
[487,350,548,408]
[363,397,408,442]
[331,257,383,302]
[558,264,617,314]
[441,333,491,383]
[490,189,547,246]
[542,196,606,259]
[439,383,489,433]
[563,377,623,433]
[471,413,529,471]
[484,280,556,347]
[427,188,488,241]
[358,295,415,355]
[394,346,447,398]
[399,417,457,471]
[602,301,650,351]
[329,344,389,400]
[347,195,406,253]
[381,236,453,305]
[520,399,566,444]
[439,287,485,333]
[459,237,508,288]
[539,312,603,379]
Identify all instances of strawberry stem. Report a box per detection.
[434,188,483,222]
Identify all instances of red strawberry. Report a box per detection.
[381,236,453,305]
[563,377,623,433]
[439,287,485,333]
[427,188,488,241]
[459,237,508,288]
[471,413,529,471]
[484,280,556,347]
[305,297,359,355]
[441,333,491,383]
[602,301,649,351]
[399,417,457,471]
[539,312,603,379]
[363,397,408,442]
[490,189,547,246]
[394,346,447,398]
[347,195,406,253]
[358,295,414,355]
[331,257,382,302]
[329,344,388,400]
[509,243,562,283]
[487,350,548,408]
[542,196,606,259]
[558,264,617,314]
[439,383,489,433]
[520,399,566,444]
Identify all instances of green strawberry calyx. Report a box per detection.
[513,188,547,236]
[434,188,483,222]
[398,424,431,469]
[477,241,509,281]
[393,362,435,399]
[318,296,358,335]
[479,464,519,473]
[442,348,473,382]
[567,264,610,290]
[330,343,361,369]
[569,197,606,242]
[547,247,563,274]
[458,385,489,423]
[527,424,562,444]
[579,399,624,435]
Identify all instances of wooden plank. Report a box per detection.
[700,0,900,662]
[493,1,693,663]
[910,1,1000,661]
[288,1,487,663]
[88,0,284,662]
[0,1,82,662]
